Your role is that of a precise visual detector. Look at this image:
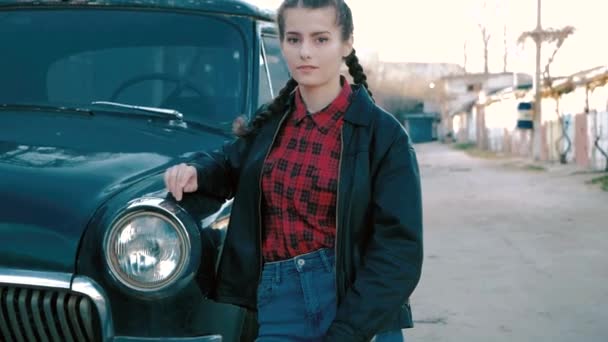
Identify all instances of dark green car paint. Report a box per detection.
[0,0,275,20]
[0,108,224,273]
[0,0,283,340]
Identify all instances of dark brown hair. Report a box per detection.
[234,0,372,136]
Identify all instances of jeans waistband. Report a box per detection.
[261,248,335,280]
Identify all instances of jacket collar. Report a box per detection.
[284,83,374,127]
[341,84,374,127]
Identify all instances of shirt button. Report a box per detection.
[297,259,306,267]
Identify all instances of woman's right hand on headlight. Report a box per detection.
[164,163,198,201]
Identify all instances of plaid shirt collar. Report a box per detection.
[292,75,352,130]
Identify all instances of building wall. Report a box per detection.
[481,92,533,157]
[475,80,608,170]
[441,73,531,142]
[589,110,608,170]
[469,108,477,142]
[575,113,589,167]
[588,84,608,170]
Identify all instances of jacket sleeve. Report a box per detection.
[186,104,268,200]
[324,130,424,341]
[187,136,251,201]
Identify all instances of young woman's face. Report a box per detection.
[280,6,353,89]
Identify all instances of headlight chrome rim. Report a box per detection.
[103,198,193,293]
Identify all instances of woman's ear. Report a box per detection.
[342,35,354,59]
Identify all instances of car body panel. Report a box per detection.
[0,109,226,273]
[0,1,288,340]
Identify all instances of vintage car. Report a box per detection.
[0,0,290,341]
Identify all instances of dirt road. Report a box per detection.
[407,142,608,342]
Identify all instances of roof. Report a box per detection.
[439,72,510,81]
[0,0,276,21]
[548,65,608,95]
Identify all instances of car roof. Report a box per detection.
[0,0,276,21]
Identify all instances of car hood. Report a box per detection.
[0,109,228,273]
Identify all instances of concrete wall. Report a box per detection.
[590,110,608,170]
[588,85,608,171]
[457,77,608,171]
[479,91,533,157]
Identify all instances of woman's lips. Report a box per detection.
[297,66,318,71]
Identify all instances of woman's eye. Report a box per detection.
[317,37,329,43]
[287,37,299,44]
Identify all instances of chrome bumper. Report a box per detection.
[0,268,113,340]
[0,268,222,342]
[113,336,221,341]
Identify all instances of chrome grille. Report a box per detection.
[0,285,100,342]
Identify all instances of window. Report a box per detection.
[0,10,247,124]
[258,50,273,106]
[261,35,290,98]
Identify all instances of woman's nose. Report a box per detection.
[299,40,312,60]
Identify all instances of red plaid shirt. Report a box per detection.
[261,76,352,261]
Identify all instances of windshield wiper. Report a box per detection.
[1,101,230,136]
[91,101,184,121]
[0,103,93,115]
[91,101,231,136]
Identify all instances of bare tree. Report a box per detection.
[479,23,491,74]
[477,0,492,74]
[519,26,575,87]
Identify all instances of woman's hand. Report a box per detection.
[164,163,198,201]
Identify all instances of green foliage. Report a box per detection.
[453,142,476,150]
[588,174,608,192]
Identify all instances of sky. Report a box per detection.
[253,0,608,77]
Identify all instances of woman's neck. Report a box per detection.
[298,75,342,113]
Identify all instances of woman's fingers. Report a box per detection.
[164,165,180,200]
[183,181,198,193]
[164,166,176,196]
[179,166,197,192]
[164,164,197,201]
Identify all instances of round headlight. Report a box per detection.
[104,210,190,292]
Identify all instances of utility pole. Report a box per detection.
[532,0,542,160]
[503,23,508,73]
[519,0,574,161]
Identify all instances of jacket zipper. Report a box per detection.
[257,111,290,285]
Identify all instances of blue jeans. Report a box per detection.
[255,248,405,342]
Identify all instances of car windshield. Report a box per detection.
[0,9,247,125]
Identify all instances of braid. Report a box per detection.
[345,49,373,100]
[234,78,298,136]
[236,0,366,136]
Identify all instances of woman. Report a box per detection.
[164,0,423,341]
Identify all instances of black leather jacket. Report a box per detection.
[190,85,423,341]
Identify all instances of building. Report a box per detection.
[462,65,608,171]
[427,72,533,141]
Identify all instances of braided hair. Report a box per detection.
[344,48,373,99]
[234,0,373,136]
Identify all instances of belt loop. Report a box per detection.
[319,248,333,273]
[274,260,281,284]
